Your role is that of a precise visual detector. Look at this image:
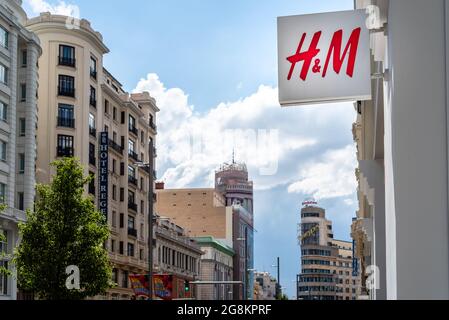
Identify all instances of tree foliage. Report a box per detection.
[15,158,112,300]
[0,204,11,277]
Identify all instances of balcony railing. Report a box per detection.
[128,202,138,212]
[57,117,75,128]
[56,147,74,158]
[128,176,138,186]
[109,139,123,155]
[58,86,75,98]
[58,56,76,67]
[89,126,96,138]
[129,125,138,136]
[128,150,139,162]
[128,228,138,238]
[90,97,97,108]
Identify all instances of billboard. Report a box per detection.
[277,10,371,106]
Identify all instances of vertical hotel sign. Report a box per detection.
[277,10,371,106]
[99,132,109,220]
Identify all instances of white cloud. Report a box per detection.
[133,73,357,199]
[287,145,358,199]
[25,0,80,17]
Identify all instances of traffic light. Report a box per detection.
[184,280,190,293]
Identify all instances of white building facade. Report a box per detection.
[353,0,449,299]
[0,0,41,300]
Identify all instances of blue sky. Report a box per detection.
[24,0,356,299]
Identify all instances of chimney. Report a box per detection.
[155,181,165,190]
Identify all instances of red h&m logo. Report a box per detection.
[287,27,361,81]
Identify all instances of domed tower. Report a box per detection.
[215,158,254,300]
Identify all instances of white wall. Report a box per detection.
[385,0,449,299]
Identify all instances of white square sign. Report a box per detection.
[278,10,371,106]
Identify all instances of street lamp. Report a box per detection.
[134,138,155,300]
[271,257,281,299]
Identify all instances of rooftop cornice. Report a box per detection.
[25,12,109,54]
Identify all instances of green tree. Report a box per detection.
[15,158,112,300]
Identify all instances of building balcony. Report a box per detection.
[129,125,138,136]
[128,150,139,162]
[89,126,96,138]
[57,117,75,128]
[56,147,74,158]
[128,202,138,212]
[128,175,138,187]
[128,228,138,238]
[109,139,123,155]
[58,86,75,98]
[58,56,76,67]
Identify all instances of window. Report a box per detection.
[112,211,117,228]
[88,172,95,195]
[104,125,108,133]
[89,143,96,166]
[128,165,136,178]
[128,190,135,204]
[17,192,24,211]
[122,270,128,288]
[20,85,26,103]
[112,185,117,201]
[129,115,136,130]
[127,243,134,257]
[0,140,7,161]
[18,153,25,174]
[0,64,8,85]
[90,86,96,107]
[89,113,96,137]
[128,139,135,154]
[57,104,74,128]
[140,249,144,260]
[121,111,125,124]
[58,75,75,97]
[112,159,117,174]
[119,241,124,255]
[140,178,144,191]
[59,45,75,67]
[0,26,8,48]
[111,269,118,284]
[0,183,6,203]
[120,188,124,202]
[119,213,124,228]
[104,99,109,114]
[113,107,117,121]
[90,57,97,79]
[22,50,27,67]
[57,135,74,157]
[140,200,144,214]
[128,216,135,230]
[18,118,26,137]
[0,102,7,122]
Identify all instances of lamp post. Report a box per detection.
[134,138,154,300]
[272,257,281,299]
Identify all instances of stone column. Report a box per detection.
[24,42,39,210]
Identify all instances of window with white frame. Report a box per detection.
[0,64,8,85]
[0,102,6,122]
[0,26,7,48]
[0,140,6,161]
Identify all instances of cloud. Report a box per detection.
[25,0,80,17]
[287,145,358,199]
[133,73,357,202]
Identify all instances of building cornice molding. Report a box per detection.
[25,13,109,54]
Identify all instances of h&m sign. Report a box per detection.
[277,10,371,106]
